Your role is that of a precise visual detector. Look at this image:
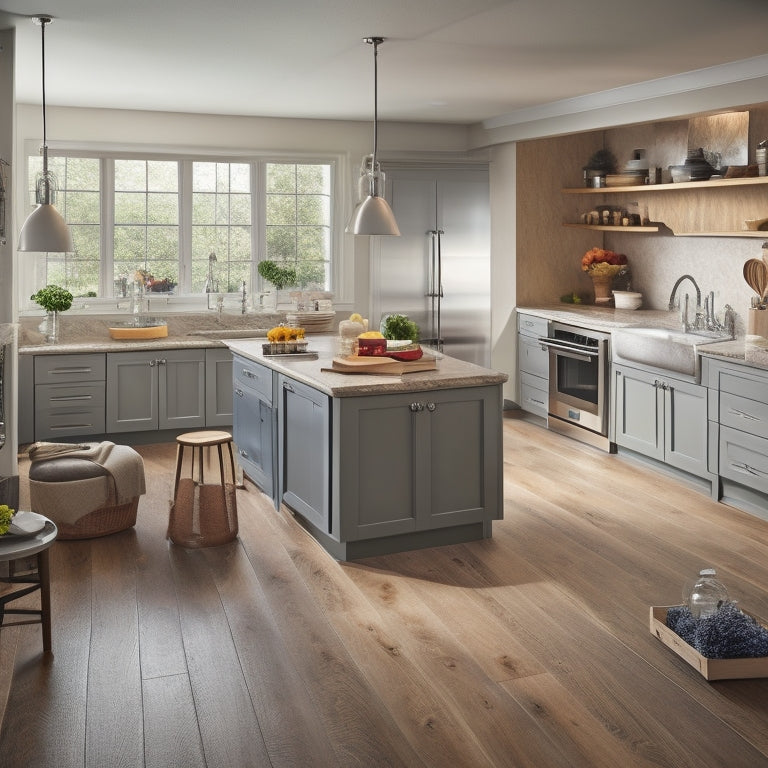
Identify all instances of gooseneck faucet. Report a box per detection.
[668,274,703,332]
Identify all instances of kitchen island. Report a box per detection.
[226,336,508,560]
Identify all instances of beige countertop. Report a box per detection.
[226,336,508,398]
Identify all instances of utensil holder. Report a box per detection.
[747,307,768,337]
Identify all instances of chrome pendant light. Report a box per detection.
[346,37,400,236]
[18,15,74,253]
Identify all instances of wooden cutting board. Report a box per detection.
[325,354,437,375]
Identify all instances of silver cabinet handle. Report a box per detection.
[149,359,156,367]
[426,402,436,412]
[283,381,295,392]
[409,402,424,412]
[50,394,93,402]
[157,358,167,365]
[234,388,244,398]
[731,461,768,478]
[727,407,760,422]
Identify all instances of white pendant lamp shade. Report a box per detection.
[18,202,74,253]
[348,194,400,237]
[346,37,400,236]
[18,15,73,253]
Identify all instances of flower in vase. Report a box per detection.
[581,247,628,278]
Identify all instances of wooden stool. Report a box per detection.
[168,430,238,548]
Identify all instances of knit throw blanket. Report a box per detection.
[28,441,146,505]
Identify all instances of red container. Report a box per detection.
[357,338,387,356]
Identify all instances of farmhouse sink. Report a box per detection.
[612,327,725,377]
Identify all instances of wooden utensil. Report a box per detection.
[743,258,768,299]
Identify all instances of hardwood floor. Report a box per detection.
[2,414,768,767]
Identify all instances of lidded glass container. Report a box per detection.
[686,568,729,619]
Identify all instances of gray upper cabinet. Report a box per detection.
[106,349,206,433]
[613,362,710,479]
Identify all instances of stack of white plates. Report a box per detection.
[285,311,336,333]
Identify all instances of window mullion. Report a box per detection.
[179,160,192,294]
[101,158,115,297]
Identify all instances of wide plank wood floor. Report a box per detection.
[2,413,768,767]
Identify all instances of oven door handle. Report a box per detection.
[538,338,598,361]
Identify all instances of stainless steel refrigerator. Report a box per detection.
[370,166,491,367]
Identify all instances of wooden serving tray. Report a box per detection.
[650,606,768,680]
[325,354,437,375]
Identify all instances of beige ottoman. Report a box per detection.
[28,442,146,539]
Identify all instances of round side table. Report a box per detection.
[0,515,57,654]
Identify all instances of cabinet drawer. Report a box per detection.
[35,383,106,439]
[233,357,273,403]
[719,425,768,495]
[35,353,106,384]
[518,334,549,378]
[720,391,768,440]
[719,369,768,402]
[520,372,548,418]
[517,314,549,338]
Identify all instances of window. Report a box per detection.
[265,163,330,289]
[28,155,101,296]
[24,152,335,304]
[191,161,252,293]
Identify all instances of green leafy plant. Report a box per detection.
[381,313,419,342]
[0,504,15,536]
[30,284,74,312]
[257,260,297,290]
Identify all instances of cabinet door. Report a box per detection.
[423,386,501,529]
[233,383,275,500]
[206,348,233,426]
[106,352,158,432]
[278,375,330,533]
[337,392,419,541]
[158,349,206,430]
[613,365,663,460]
[665,378,709,477]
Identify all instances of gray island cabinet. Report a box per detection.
[228,338,507,560]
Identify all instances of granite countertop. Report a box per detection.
[226,336,508,398]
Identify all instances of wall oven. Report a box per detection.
[538,322,614,452]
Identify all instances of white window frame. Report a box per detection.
[18,141,347,314]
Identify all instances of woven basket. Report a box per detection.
[168,478,238,548]
[55,497,139,540]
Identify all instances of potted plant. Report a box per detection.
[257,260,297,309]
[31,284,73,343]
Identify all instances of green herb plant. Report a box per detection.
[30,284,74,312]
[381,313,419,342]
[0,504,15,535]
[257,260,297,290]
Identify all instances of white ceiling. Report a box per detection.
[2,0,768,126]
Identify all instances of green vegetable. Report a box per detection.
[257,260,297,290]
[381,314,419,342]
[0,504,15,536]
[560,292,583,304]
[30,284,73,312]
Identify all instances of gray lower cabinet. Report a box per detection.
[517,313,549,418]
[106,349,206,433]
[277,373,330,533]
[205,348,233,426]
[232,354,276,501]
[613,362,710,479]
[703,357,768,511]
[335,385,502,543]
[32,353,106,440]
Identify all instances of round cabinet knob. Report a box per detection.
[426,402,436,412]
[409,402,424,412]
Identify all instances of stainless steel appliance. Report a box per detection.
[538,322,614,452]
[371,166,491,367]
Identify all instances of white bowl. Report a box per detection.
[613,291,643,310]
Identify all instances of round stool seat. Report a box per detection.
[168,430,238,548]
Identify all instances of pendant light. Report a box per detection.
[18,15,74,253]
[346,37,400,236]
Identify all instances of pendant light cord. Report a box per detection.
[40,17,48,147]
[372,38,379,169]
